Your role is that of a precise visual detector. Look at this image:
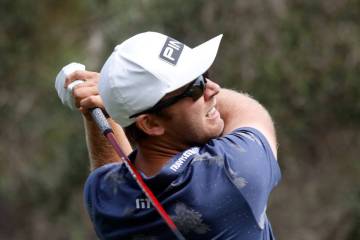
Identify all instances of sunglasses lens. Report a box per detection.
[131,75,207,117]
[188,87,203,100]
[187,76,206,100]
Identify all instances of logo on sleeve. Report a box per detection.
[159,37,184,65]
[136,198,151,209]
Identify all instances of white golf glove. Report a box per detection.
[55,62,85,110]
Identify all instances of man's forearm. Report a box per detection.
[216,88,277,156]
[217,89,270,132]
[83,116,132,170]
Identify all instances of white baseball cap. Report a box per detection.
[99,31,223,127]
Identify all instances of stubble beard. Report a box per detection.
[184,119,224,146]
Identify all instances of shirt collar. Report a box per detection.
[127,147,200,194]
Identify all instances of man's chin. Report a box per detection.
[201,125,225,145]
[213,119,225,138]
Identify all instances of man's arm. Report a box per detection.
[66,70,132,170]
[83,117,132,170]
[217,89,277,158]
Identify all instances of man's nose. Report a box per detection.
[204,79,220,101]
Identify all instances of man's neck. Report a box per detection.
[134,137,190,177]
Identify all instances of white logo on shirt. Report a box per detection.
[136,198,151,209]
[170,147,199,172]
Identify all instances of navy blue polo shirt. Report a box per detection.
[84,127,281,240]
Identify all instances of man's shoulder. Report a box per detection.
[204,127,269,152]
[222,127,267,141]
[84,162,127,195]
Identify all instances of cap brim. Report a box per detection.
[192,34,222,72]
[180,34,223,85]
[163,34,223,95]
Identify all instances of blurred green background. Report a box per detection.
[1,0,359,239]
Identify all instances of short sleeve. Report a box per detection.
[203,127,281,229]
[84,162,134,238]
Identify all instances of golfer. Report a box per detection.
[65,32,281,239]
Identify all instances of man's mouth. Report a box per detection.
[206,106,217,118]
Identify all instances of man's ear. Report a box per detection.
[135,114,165,136]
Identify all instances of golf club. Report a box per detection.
[89,108,185,240]
[57,63,186,239]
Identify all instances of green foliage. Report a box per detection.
[1,0,359,239]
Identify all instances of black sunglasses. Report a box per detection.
[130,74,207,118]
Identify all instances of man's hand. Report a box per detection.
[55,63,132,170]
[64,70,104,120]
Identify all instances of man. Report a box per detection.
[65,32,281,239]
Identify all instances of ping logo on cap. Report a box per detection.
[159,37,184,65]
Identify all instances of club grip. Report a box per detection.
[90,108,112,135]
